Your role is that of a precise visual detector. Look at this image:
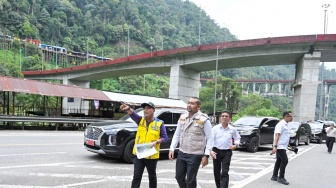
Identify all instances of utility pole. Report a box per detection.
[86,37,89,64]
[19,48,22,71]
[319,4,330,120]
[127,26,130,56]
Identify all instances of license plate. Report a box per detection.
[86,139,94,146]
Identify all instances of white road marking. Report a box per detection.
[0,145,316,187]
[0,152,66,157]
[64,165,132,170]
[61,179,108,187]
[231,161,274,165]
[0,161,95,169]
[0,143,81,146]
[0,186,53,188]
[230,145,317,188]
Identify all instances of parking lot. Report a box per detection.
[0,131,317,188]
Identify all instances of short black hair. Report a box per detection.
[283,111,292,118]
[190,97,201,105]
[221,110,232,118]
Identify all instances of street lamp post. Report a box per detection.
[213,43,235,122]
[19,48,22,71]
[323,4,330,34]
[56,50,58,69]
[144,75,146,92]
[150,46,153,56]
[198,4,201,45]
[213,46,219,120]
[86,37,89,64]
[128,26,130,56]
[319,3,330,120]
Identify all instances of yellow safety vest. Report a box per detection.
[132,117,162,159]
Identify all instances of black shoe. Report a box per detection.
[278,178,289,185]
[271,176,278,181]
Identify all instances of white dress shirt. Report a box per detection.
[326,127,336,138]
[212,124,241,150]
[274,119,290,150]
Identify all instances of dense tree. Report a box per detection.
[233,94,282,121]
[1,0,336,121]
[200,76,241,115]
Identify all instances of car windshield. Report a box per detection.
[310,123,323,129]
[119,108,160,121]
[233,117,262,126]
[288,122,299,130]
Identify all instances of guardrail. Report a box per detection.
[0,115,116,124]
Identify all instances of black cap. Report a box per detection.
[141,102,155,109]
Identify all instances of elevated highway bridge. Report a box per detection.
[23,34,336,122]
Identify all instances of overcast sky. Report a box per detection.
[189,0,336,69]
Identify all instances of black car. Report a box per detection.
[310,121,334,143]
[84,107,187,163]
[288,122,311,146]
[233,116,279,152]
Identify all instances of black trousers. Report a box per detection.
[175,151,203,188]
[326,136,335,153]
[131,157,158,188]
[212,148,232,188]
[272,149,288,178]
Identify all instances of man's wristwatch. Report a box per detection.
[203,155,209,158]
[273,145,278,148]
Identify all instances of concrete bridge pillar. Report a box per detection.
[169,65,200,103]
[256,84,261,95]
[270,83,274,93]
[253,83,256,94]
[292,52,321,122]
[62,78,90,115]
[265,83,269,93]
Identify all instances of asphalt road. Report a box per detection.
[0,130,334,188]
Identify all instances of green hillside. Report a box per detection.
[1,0,336,120]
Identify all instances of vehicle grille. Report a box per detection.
[86,127,103,140]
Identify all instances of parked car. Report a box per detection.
[84,107,187,163]
[309,122,326,143]
[288,122,311,146]
[310,121,334,144]
[233,116,279,152]
[323,121,335,127]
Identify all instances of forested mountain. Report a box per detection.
[0,0,233,56]
[1,0,336,120]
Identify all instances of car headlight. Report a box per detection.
[312,129,322,134]
[290,132,296,137]
[290,129,297,137]
[105,129,120,146]
[108,135,117,145]
[239,130,253,135]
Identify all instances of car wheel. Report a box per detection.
[318,135,323,144]
[305,137,310,145]
[247,137,259,153]
[294,138,299,147]
[122,139,135,164]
